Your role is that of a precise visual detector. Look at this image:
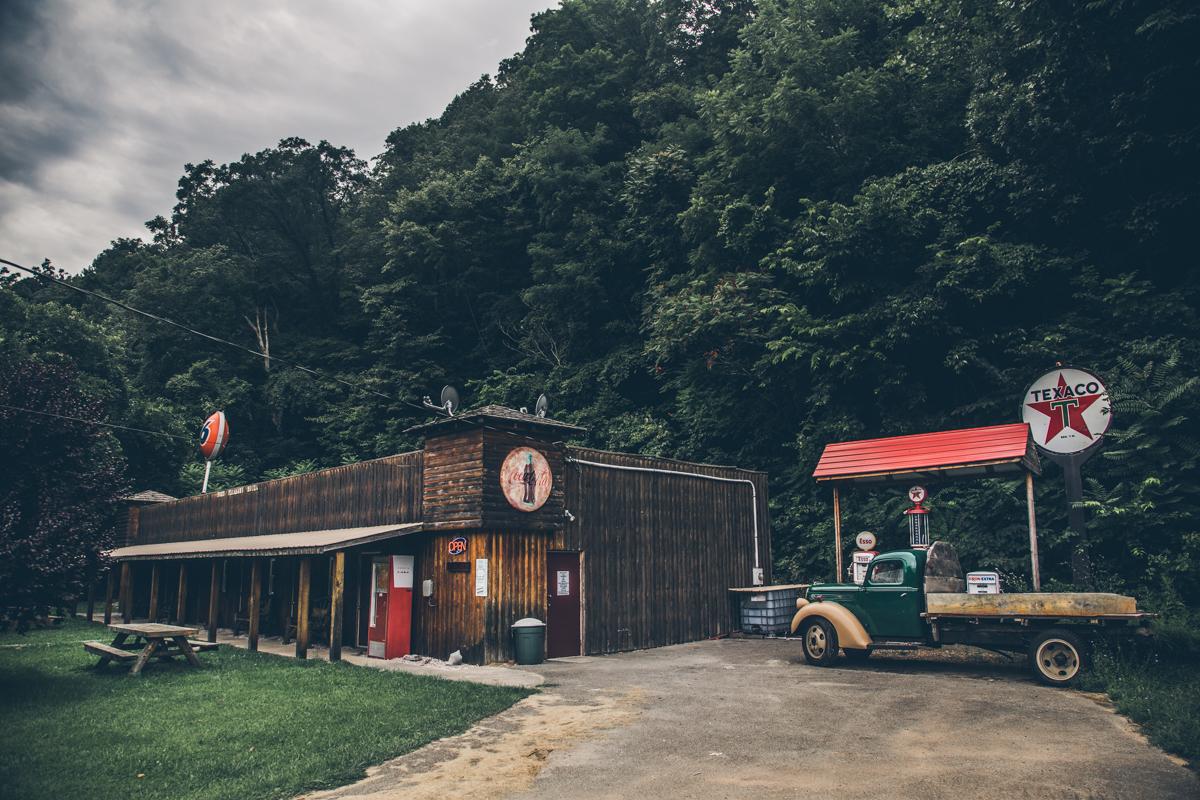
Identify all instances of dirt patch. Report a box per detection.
[297,687,642,800]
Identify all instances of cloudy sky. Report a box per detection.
[0,0,556,274]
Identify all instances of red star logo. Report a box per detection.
[1026,374,1103,444]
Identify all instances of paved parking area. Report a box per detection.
[308,638,1197,800]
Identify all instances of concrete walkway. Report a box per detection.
[201,628,544,688]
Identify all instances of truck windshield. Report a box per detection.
[869,561,904,585]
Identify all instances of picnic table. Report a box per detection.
[84,623,217,675]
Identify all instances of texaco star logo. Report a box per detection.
[1025,374,1103,442]
[1021,367,1111,455]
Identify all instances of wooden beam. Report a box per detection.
[120,563,132,623]
[176,563,189,625]
[833,487,843,583]
[249,559,262,652]
[296,556,311,659]
[148,563,161,623]
[330,552,345,662]
[86,580,96,622]
[104,569,115,625]
[1027,472,1041,591]
[207,561,221,643]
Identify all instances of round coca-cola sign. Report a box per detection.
[1021,367,1112,454]
[500,447,552,511]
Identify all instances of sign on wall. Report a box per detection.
[500,447,552,511]
[1021,367,1112,454]
[448,537,468,556]
[475,558,488,597]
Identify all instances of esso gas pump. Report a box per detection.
[851,531,877,584]
[905,485,931,548]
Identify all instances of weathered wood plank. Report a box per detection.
[925,593,1137,616]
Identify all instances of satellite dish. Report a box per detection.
[440,385,460,416]
[535,394,548,418]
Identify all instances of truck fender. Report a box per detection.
[790,602,873,650]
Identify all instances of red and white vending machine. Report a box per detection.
[368,555,414,659]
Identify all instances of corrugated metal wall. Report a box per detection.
[134,451,424,544]
[557,446,770,654]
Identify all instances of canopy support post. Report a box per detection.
[104,569,115,625]
[207,561,221,643]
[296,557,311,660]
[1026,472,1041,591]
[176,563,188,625]
[249,559,262,652]
[86,581,96,622]
[833,487,843,583]
[148,563,160,624]
[120,563,132,623]
[330,552,345,662]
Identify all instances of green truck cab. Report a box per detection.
[791,542,1152,686]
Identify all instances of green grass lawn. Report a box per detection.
[0,617,534,800]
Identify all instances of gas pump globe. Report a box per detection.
[905,485,931,547]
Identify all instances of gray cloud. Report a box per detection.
[0,0,555,273]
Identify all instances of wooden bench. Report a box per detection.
[186,640,219,652]
[83,641,137,664]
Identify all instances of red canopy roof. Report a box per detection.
[813,424,1040,486]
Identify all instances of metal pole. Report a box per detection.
[201,460,212,494]
[1026,472,1041,591]
[1046,445,1098,586]
[833,487,843,583]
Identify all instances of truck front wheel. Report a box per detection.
[1028,628,1089,686]
[801,618,839,667]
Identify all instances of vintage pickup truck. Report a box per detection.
[790,542,1153,685]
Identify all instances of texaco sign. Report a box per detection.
[1021,367,1112,454]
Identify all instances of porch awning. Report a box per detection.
[111,523,424,561]
[812,424,1041,486]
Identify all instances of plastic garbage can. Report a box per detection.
[511,617,546,665]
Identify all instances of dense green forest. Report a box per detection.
[4,0,1199,605]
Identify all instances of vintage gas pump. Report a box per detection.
[905,485,931,548]
[851,531,877,584]
[367,555,414,659]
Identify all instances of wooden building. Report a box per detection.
[110,406,770,664]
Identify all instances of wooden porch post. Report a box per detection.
[86,581,96,622]
[120,562,132,623]
[148,563,161,623]
[249,559,262,652]
[833,487,843,583]
[329,552,345,662]
[176,563,189,625]
[296,557,311,659]
[1026,472,1041,591]
[104,569,115,625]
[207,561,221,643]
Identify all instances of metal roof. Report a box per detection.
[111,523,424,561]
[124,490,177,503]
[405,404,587,435]
[812,424,1040,486]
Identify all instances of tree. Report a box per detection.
[0,358,128,620]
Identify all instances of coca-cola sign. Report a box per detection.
[500,447,552,512]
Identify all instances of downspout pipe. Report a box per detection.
[564,456,762,584]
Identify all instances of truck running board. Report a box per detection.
[868,641,930,649]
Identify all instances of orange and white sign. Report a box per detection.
[500,447,552,512]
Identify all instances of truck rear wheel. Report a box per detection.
[802,617,839,667]
[1028,628,1089,686]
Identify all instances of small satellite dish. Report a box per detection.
[535,394,548,418]
[441,385,460,416]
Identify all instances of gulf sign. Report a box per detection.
[198,411,230,461]
[1021,367,1111,455]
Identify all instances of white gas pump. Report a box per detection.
[851,531,877,584]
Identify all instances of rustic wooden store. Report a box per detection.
[107,406,770,664]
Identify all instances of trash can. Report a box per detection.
[511,618,546,665]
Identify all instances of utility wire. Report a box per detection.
[1,257,431,413]
[0,403,193,440]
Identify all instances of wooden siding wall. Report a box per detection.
[557,447,770,655]
[135,452,424,544]
[413,530,548,664]
[423,425,566,531]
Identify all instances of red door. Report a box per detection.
[546,552,582,657]
[367,558,388,658]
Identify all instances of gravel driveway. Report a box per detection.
[307,638,1197,800]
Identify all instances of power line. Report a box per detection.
[1,257,432,414]
[0,403,193,440]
